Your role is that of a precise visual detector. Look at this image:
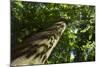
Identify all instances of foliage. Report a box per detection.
[11,1,95,63]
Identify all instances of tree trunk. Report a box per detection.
[11,21,66,66]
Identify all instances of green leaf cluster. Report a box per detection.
[11,1,95,63]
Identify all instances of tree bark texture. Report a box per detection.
[11,21,66,66]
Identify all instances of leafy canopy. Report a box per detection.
[11,1,95,63]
